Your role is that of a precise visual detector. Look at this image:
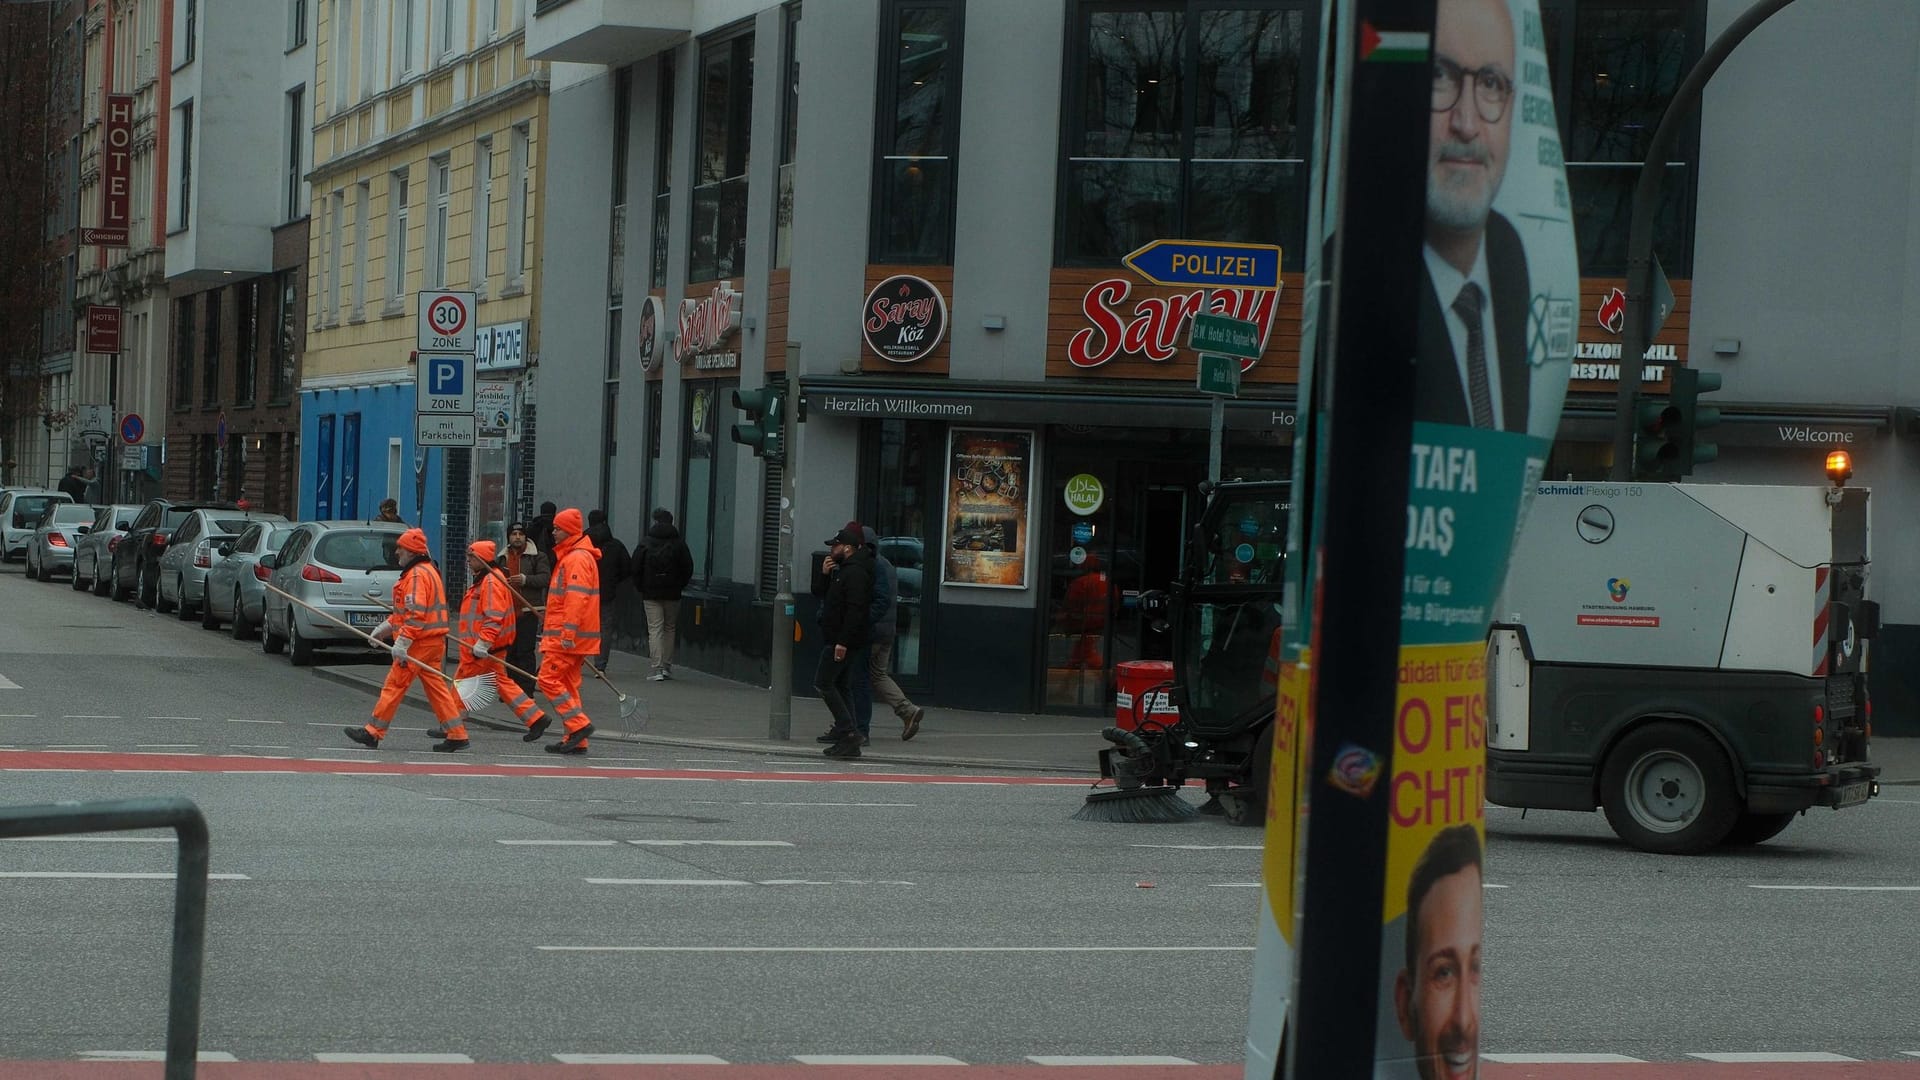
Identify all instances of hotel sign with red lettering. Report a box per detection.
[82,94,134,248]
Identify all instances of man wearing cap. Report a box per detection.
[494,521,550,697]
[520,507,601,754]
[452,540,542,738]
[813,521,875,759]
[346,528,467,750]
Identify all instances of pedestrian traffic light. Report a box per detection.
[731,385,785,462]
[1633,396,1683,481]
[1670,367,1722,475]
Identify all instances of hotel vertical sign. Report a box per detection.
[83,94,134,248]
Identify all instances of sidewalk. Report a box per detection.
[311,653,1114,774]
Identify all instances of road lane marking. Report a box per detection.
[47,745,109,750]
[1749,885,1920,892]
[62,715,121,720]
[226,718,283,724]
[626,840,795,847]
[136,744,199,749]
[499,840,619,846]
[1028,1056,1198,1066]
[540,945,1254,953]
[1131,844,1264,850]
[79,1051,238,1062]
[145,717,201,722]
[0,714,36,718]
[553,1055,730,1065]
[0,673,19,690]
[315,1053,476,1064]
[585,879,753,886]
[2,837,173,843]
[0,872,249,880]
[1484,1054,1647,1064]
[795,1056,968,1066]
[1689,1052,1859,1063]
[229,745,292,749]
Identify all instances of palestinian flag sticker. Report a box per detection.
[1360,21,1430,62]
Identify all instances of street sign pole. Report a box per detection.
[1208,397,1225,485]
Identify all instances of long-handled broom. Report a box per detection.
[473,574,649,731]
[263,580,477,715]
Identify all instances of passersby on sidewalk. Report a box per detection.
[346,528,467,751]
[812,521,874,760]
[637,508,694,681]
[586,509,632,674]
[848,525,925,742]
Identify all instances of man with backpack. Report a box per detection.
[636,508,695,681]
[586,509,632,674]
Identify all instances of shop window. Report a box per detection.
[680,379,739,584]
[201,290,221,407]
[173,297,195,408]
[1539,0,1704,276]
[774,4,800,270]
[871,0,961,264]
[641,380,663,539]
[650,50,676,290]
[1057,2,1314,267]
[271,270,298,403]
[860,419,936,680]
[690,29,753,284]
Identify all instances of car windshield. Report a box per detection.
[12,496,62,523]
[161,508,196,528]
[314,531,400,571]
[49,504,95,525]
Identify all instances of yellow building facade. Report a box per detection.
[300,0,547,564]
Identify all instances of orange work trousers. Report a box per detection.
[534,651,594,747]
[368,635,466,738]
[454,654,541,725]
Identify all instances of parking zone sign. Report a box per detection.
[416,354,476,414]
[417,290,476,352]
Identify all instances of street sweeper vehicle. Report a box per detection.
[1486,473,1880,853]
[1076,480,1289,825]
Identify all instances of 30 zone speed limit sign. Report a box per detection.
[418,290,477,352]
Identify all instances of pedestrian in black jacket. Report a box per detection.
[529,501,558,555]
[813,520,874,759]
[637,508,695,681]
[586,509,631,674]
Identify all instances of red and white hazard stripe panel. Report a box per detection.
[1812,566,1831,676]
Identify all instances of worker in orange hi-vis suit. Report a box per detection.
[520,507,601,755]
[345,528,467,751]
[453,539,541,735]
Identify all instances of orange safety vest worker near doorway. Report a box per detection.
[456,540,541,730]
[345,528,468,751]
[520,507,600,754]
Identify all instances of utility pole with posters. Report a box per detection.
[1242,0,1579,1076]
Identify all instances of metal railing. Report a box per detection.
[0,797,209,1079]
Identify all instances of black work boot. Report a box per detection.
[823,736,862,760]
[522,717,551,742]
[431,738,470,753]
[343,727,380,749]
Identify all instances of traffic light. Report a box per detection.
[730,385,785,462]
[1670,367,1722,475]
[1634,396,1683,481]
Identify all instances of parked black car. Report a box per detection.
[109,499,239,607]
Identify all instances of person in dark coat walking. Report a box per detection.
[58,465,92,503]
[849,525,925,742]
[586,509,632,674]
[636,508,695,681]
[529,501,559,554]
[812,521,874,759]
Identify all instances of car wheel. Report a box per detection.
[231,589,258,641]
[199,583,221,629]
[262,607,286,654]
[177,576,199,621]
[1600,721,1742,855]
[152,569,173,614]
[71,561,87,590]
[288,618,316,667]
[99,557,119,598]
[25,550,38,580]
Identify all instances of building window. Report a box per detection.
[650,49,676,290]
[689,29,753,284]
[680,379,738,584]
[173,297,195,408]
[477,0,495,40]
[272,271,298,402]
[872,0,961,264]
[328,190,345,317]
[182,0,197,64]
[176,101,194,230]
[330,0,349,113]
[289,0,308,49]
[237,280,259,405]
[435,0,456,61]
[353,180,371,317]
[642,380,662,538]
[397,0,418,77]
[202,290,222,407]
[775,4,799,270]
[360,0,380,98]
[286,86,306,221]
[1058,1,1314,266]
[506,123,529,289]
[428,155,450,288]
[387,168,410,306]
[1539,0,1704,275]
[472,139,492,295]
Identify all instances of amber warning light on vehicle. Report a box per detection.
[1826,450,1853,486]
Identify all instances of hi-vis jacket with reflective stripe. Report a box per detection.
[459,567,518,650]
[392,557,452,644]
[542,532,601,655]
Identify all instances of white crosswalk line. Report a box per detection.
[1028,1056,1197,1066]
[0,872,250,880]
[79,1051,239,1062]
[794,1055,966,1066]
[1484,1054,1647,1064]
[554,1054,730,1065]
[315,1053,476,1064]
[1688,1052,1859,1063]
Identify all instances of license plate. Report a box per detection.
[1833,780,1874,809]
[347,611,384,629]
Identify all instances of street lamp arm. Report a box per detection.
[1609,0,1803,480]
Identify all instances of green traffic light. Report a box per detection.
[729,385,786,461]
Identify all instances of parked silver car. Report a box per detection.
[1,489,72,560]
[260,521,406,666]
[156,508,290,621]
[201,520,291,637]
[74,503,142,594]
[24,502,99,581]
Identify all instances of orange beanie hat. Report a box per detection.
[398,528,429,555]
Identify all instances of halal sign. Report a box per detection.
[862,275,948,364]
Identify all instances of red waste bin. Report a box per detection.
[1114,660,1178,731]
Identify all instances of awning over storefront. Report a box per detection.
[1555,398,1890,449]
[797,376,1297,433]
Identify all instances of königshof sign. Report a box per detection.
[941,428,1033,589]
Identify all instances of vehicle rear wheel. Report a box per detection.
[288,619,315,667]
[143,565,165,612]
[1221,724,1277,827]
[199,585,221,629]
[231,589,258,641]
[1600,721,1741,855]
[102,558,123,598]
[71,557,88,590]
[1721,810,1796,847]
[24,552,38,581]
[262,614,286,655]
[176,576,198,620]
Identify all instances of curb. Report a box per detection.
[309,664,1098,776]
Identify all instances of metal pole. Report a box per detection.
[1208,396,1225,485]
[107,349,119,505]
[1609,0,1801,479]
[768,450,795,741]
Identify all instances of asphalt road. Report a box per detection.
[2,561,1919,1075]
